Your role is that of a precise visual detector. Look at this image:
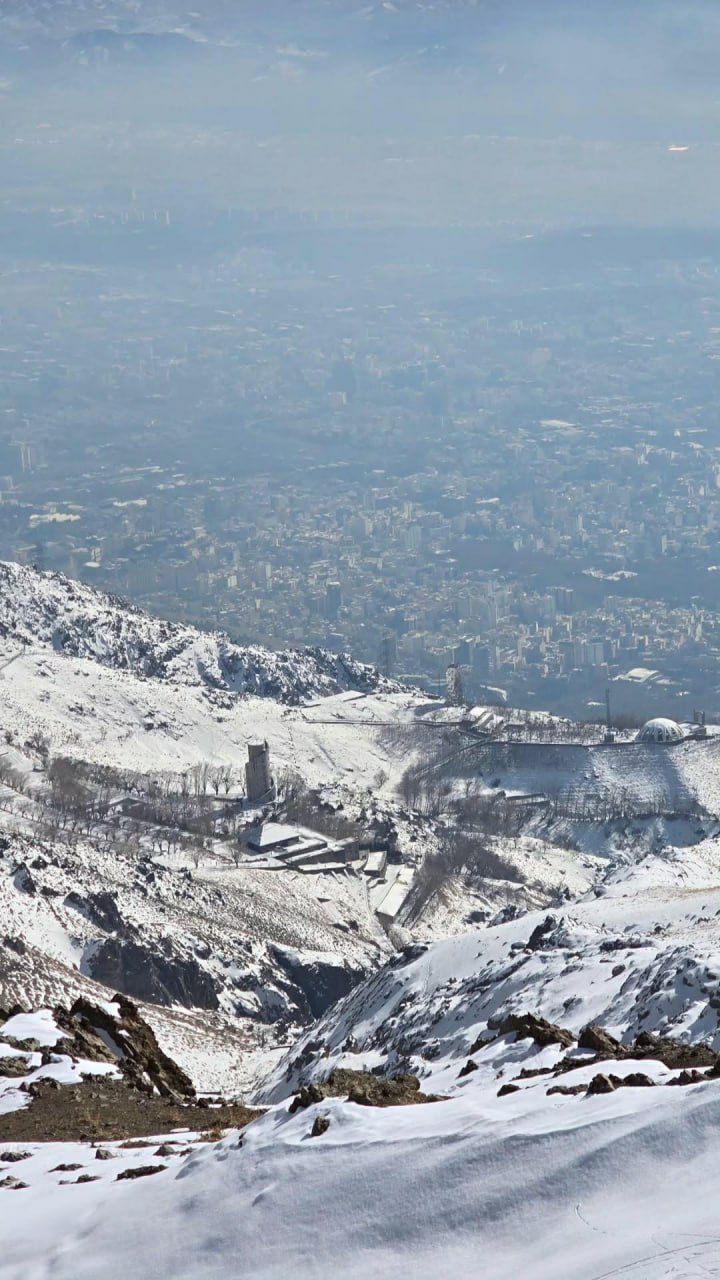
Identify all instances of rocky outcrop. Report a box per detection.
[65,891,127,935]
[492,1012,575,1049]
[57,994,195,1099]
[632,1031,718,1070]
[573,1025,719,1072]
[270,946,367,1021]
[289,1069,442,1111]
[586,1072,655,1095]
[84,939,218,1011]
[577,1025,623,1057]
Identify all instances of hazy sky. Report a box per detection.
[1,1,720,230]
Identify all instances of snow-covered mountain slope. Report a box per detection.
[0,561,396,705]
[7,561,720,1276]
[264,836,720,1099]
[0,639,417,781]
[11,1077,720,1280]
[9,839,720,1279]
[0,821,392,1095]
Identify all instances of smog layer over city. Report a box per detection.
[2,1,720,722]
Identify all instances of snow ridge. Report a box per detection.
[0,562,395,704]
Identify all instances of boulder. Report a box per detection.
[578,1025,623,1057]
[116,1164,166,1181]
[586,1073,617,1095]
[494,1012,575,1049]
[457,1059,478,1079]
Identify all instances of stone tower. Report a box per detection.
[245,740,274,803]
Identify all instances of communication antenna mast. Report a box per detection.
[604,685,615,743]
[379,634,393,678]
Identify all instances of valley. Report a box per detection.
[1,565,720,1275]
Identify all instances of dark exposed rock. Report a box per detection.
[47,1008,116,1069]
[667,1069,707,1086]
[64,891,127,935]
[469,1034,494,1055]
[578,1025,623,1057]
[0,1058,30,1078]
[0,1176,27,1189]
[116,1164,166,1181]
[95,1148,116,1160]
[622,1073,656,1088]
[59,994,196,1100]
[526,916,558,951]
[0,1150,30,1162]
[310,1115,330,1137]
[497,1083,520,1097]
[493,1012,575,1049]
[1,1071,261,1144]
[290,1069,441,1112]
[51,1163,83,1173]
[547,1084,586,1096]
[3,937,26,956]
[385,943,425,971]
[27,1078,61,1095]
[289,1083,327,1112]
[84,938,218,1011]
[585,1071,656,1095]
[12,865,36,896]
[0,1004,26,1021]
[458,1059,478,1079]
[551,1027,720,1078]
[586,1073,617,1095]
[632,1032,718,1070]
[269,946,366,1021]
[75,1174,100,1184]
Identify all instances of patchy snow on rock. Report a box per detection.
[0,561,398,706]
[0,1010,63,1047]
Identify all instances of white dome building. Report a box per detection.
[636,718,684,744]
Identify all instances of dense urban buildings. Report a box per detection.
[1,218,720,720]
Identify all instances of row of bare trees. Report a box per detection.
[505,710,599,743]
[0,757,31,795]
[406,826,524,921]
[73,759,237,800]
[276,768,362,844]
[549,786,703,822]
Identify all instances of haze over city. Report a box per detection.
[1,1,720,721]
